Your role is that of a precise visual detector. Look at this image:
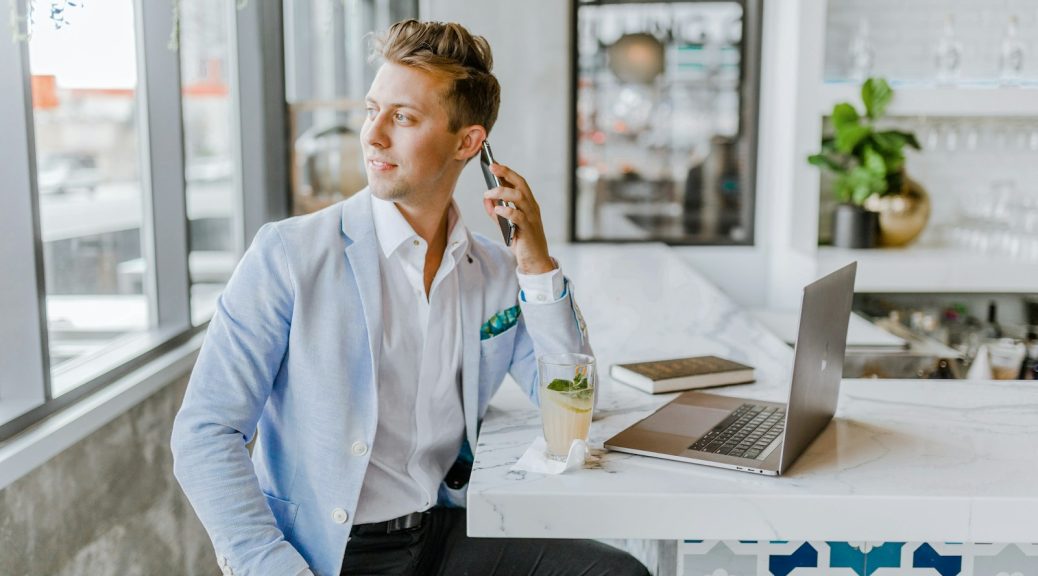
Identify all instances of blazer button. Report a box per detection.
[332,508,349,524]
[351,441,368,456]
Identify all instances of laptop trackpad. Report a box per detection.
[637,403,731,439]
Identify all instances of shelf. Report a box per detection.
[817,83,1038,118]
[816,246,1038,293]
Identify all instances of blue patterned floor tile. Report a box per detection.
[681,541,757,576]
[864,543,905,575]
[770,542,818,576]
[912,543,962,576]
[973,543,1038,576]
[829,542,867,576]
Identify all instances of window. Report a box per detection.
[28,0,150,396]
[0,0,284,442]
[572,0,762,245]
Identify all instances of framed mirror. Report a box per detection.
[572,0,762,245]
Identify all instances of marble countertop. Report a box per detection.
[467,244,1038,542]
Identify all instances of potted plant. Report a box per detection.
[808,78,926,249]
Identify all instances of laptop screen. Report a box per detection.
[778,262,856,473]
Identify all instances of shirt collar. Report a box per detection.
[371,194,469,259]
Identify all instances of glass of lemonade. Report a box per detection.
[538,353,596,461]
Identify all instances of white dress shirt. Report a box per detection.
[353,195,563,524]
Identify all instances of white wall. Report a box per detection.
[420,0,794,309]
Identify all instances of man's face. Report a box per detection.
[361,63,463,204]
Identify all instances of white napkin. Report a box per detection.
[511,436,587,474]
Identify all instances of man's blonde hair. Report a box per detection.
[371,20,500,134]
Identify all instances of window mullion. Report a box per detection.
[227,0,247,258]
[135,0,190,331]
[236,0,290,244]
[0,0,51,422]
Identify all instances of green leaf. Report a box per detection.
[862,77,892,120]
[835,160,887,205]
[831,103,860,131]
[851,183,875,205]
[547,378,574,392]
[885,155,905,174]
[887,129,921,150]
[870,131,906,155]
[862,145,887,177]
[573,371,588,389]
[835,124,870,153]
[833,175,853,203]
[807,152,842,172]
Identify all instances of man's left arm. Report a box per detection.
[516,263,589,356]
[483,163,592,404]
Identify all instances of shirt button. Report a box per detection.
[332,508,349,524]
[351,441,368,456]
[536,294,547,302]
[412,239,420,247]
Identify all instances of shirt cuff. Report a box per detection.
[517,259,565,304]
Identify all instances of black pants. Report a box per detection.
[341,508,650,576]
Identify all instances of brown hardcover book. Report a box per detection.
[609,355,755,394]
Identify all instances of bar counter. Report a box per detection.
[467,244,1038,547]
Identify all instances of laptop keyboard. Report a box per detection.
[688,403,785,460]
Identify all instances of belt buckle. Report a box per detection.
[386,511,424,533]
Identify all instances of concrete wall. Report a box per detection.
[0,376,213,576]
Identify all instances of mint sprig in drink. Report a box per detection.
[538,354,596,461]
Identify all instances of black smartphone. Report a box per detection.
[480,140,515,246]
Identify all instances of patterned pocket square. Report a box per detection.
[480,305,521,340]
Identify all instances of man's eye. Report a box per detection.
[394,113,409,123]
[365,108,377,118]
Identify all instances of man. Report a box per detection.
[171,19,649,576]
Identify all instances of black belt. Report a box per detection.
[351,511,428,535]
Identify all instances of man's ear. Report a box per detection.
[456,125,487,161]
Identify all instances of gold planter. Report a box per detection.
[864,175,931,247]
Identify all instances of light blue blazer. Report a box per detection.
[171,189,591,576]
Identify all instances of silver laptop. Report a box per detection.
[604,263,857,476]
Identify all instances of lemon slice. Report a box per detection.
[544,389,593,413]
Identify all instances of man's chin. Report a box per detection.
[368,181,409,202]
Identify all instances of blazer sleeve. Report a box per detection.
[509,275,594,407]
[170,223,309,576]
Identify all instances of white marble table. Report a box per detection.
[467,244,1038,544]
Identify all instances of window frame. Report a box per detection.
[0,0,288,443]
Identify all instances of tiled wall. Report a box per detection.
[678,540,1038,576]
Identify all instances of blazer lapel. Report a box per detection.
[457,242,484,451]
[341,190,383,389]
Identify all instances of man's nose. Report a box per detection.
[362,114,389,149]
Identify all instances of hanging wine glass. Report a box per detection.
[847,17,874,82]
[934,14,963,85]
[999,15,1026,86]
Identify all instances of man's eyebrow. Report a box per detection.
[364,97,424,113]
